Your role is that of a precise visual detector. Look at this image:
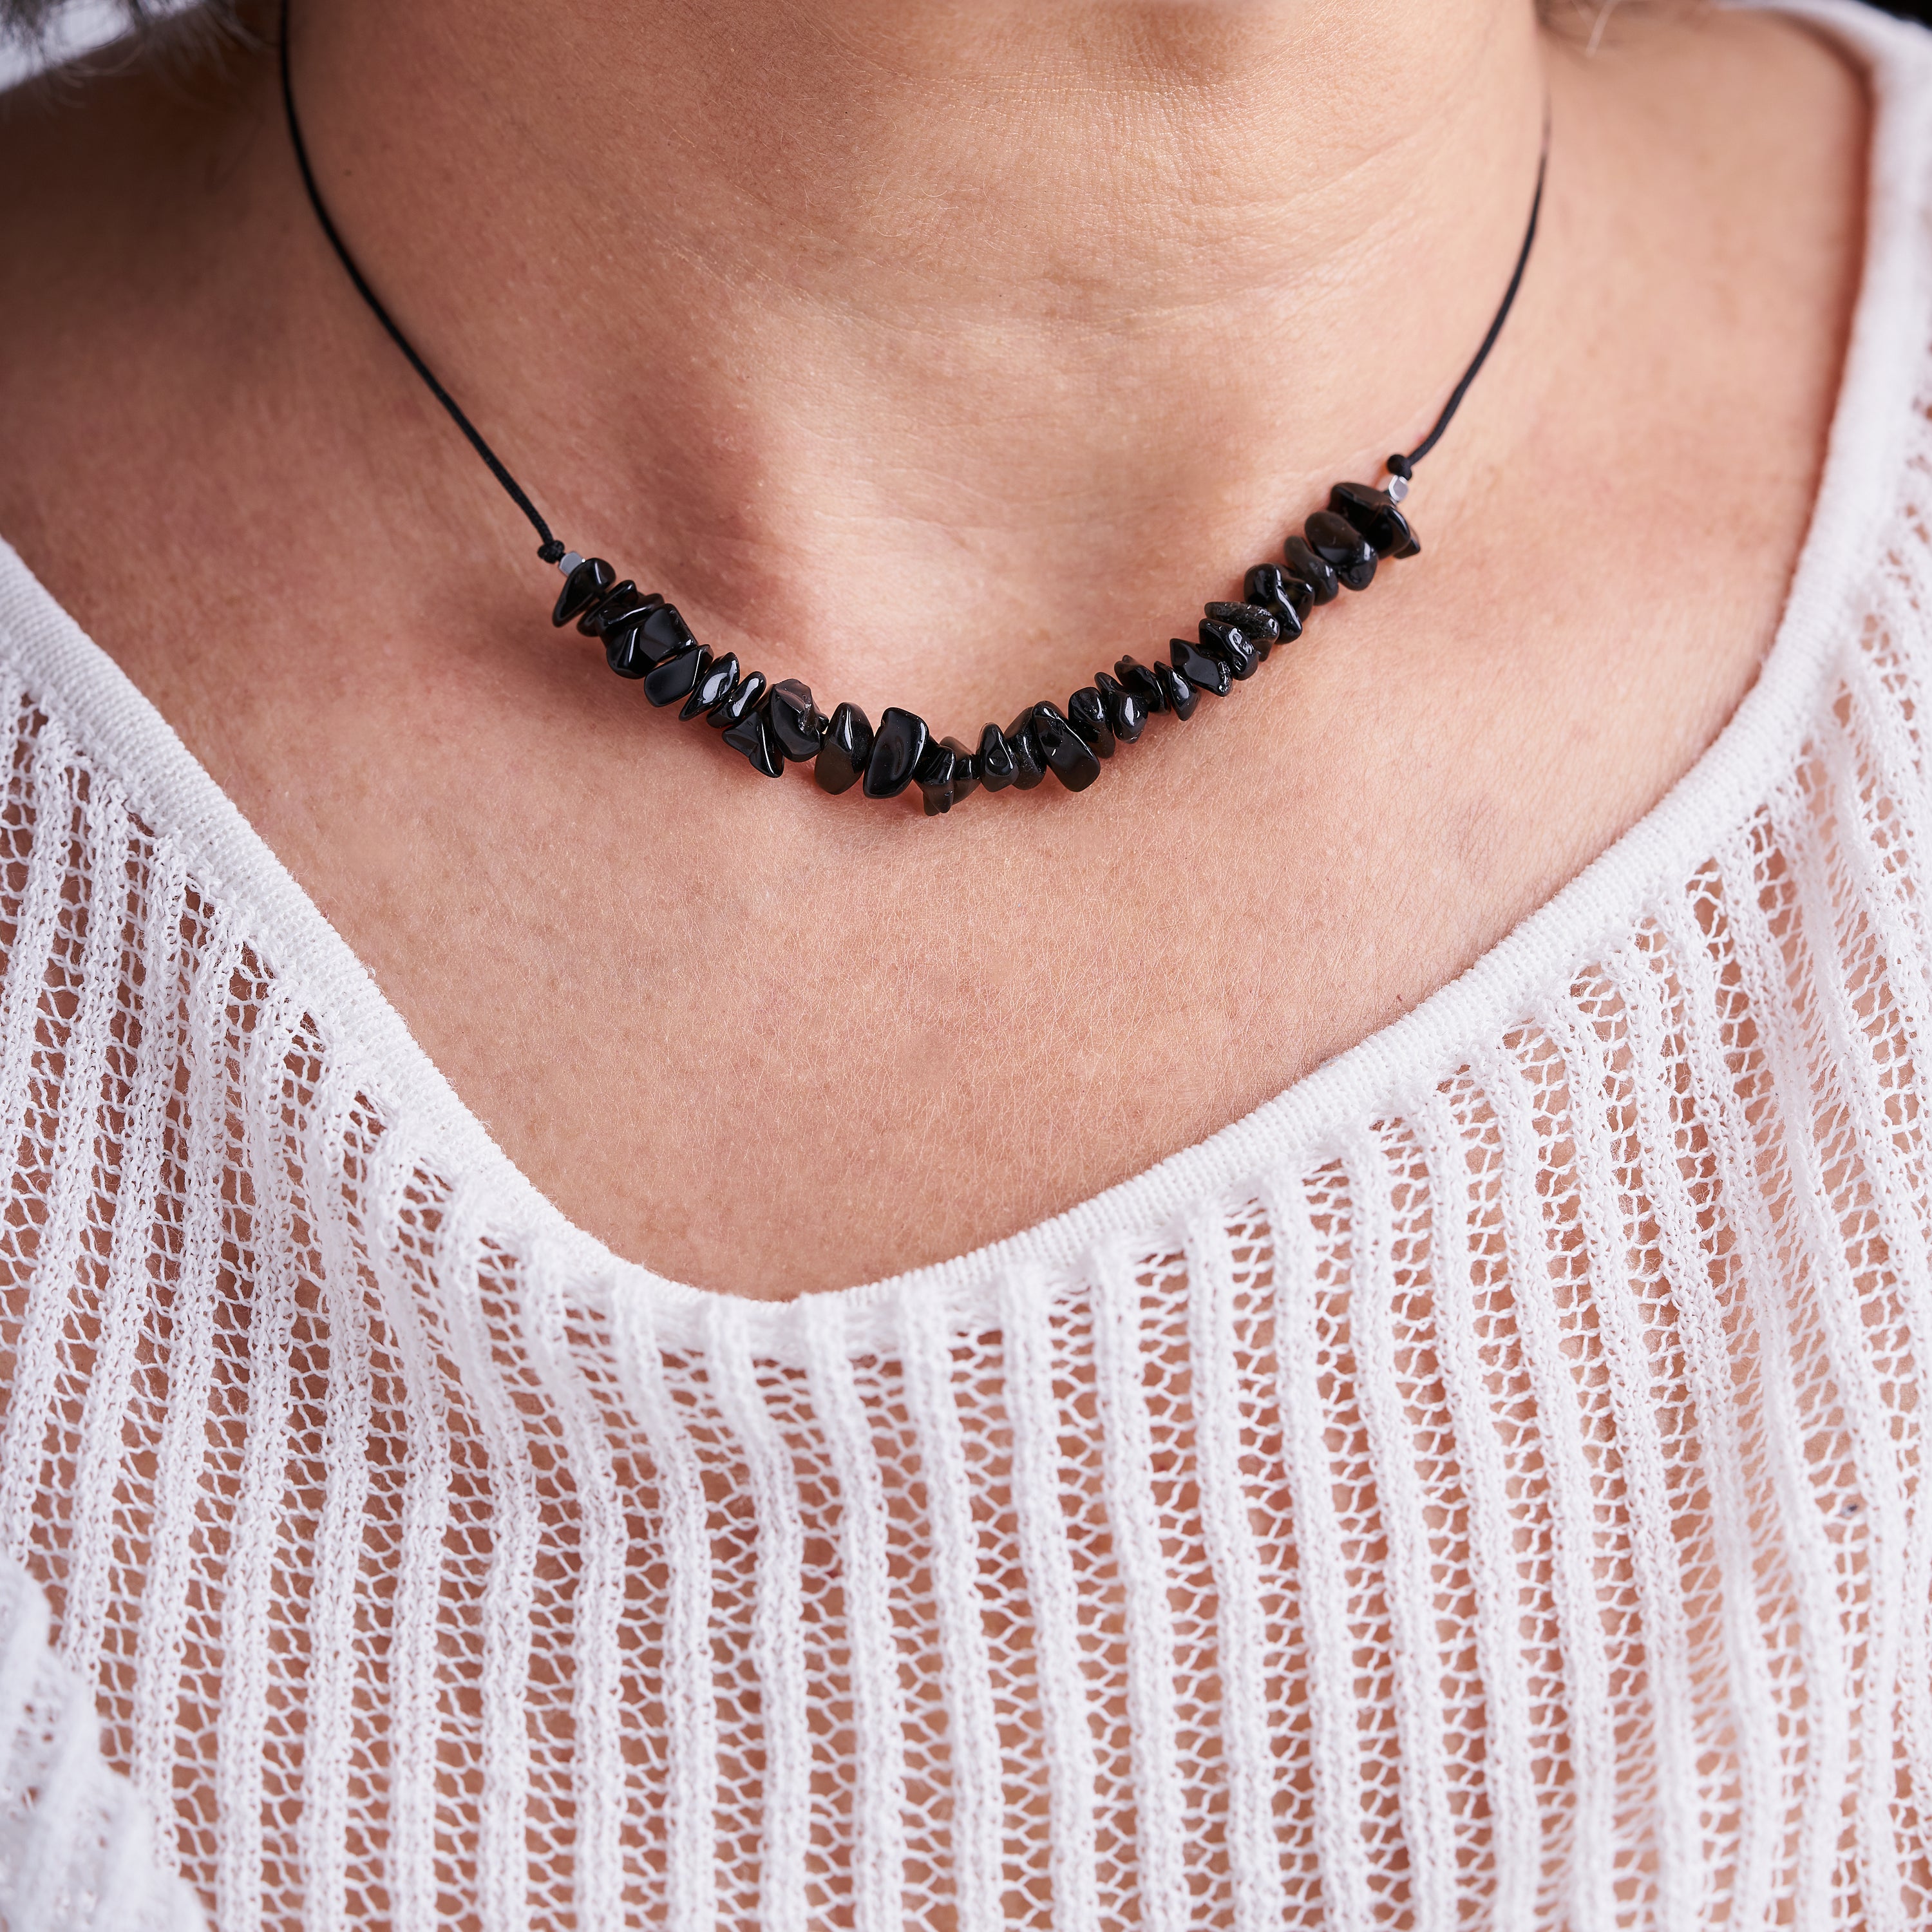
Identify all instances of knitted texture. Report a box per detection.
[0,8,1929,1927]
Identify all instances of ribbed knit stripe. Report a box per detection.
[708,1296,811,1932]
[899,1286,1002,1932]
[608,1287,717,1932]
[800,1294,907,1932]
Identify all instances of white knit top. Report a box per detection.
[2,6,1931,1927]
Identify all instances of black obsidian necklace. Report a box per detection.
[279,8,1546,815]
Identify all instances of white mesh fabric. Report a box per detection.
[1,8,1931,1926]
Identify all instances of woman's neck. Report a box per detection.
[289,0,1548,709]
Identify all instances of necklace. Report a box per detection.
[278,6,1546,816]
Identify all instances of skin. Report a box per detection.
[0,0,1866,1298]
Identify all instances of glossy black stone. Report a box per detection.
[576,580,639,636]
[553,556,616,627]
[1005,710,1048,789]
[706,670,768,730]
[864,706,928,799]
[603,628,652,679]
[1065,686,1117,758]
[766,678,828,761]
[1305,509,1378,591]
[1243,565,1309,639]
[916,735,981,815]
[1283,535,1340,604]
[977,723,1018,792]
[681,650,738,719]
[1114,656,1170,715]
[1094,672,1148,746]
[1169,635,1231,698]
[1031,702,1103,792]
[815,703,875,794]
[721,702,785,777]
[639,603,699,666]
[1157,661,1199,719]
[1198,618,1260,682]
[1329,481,1421,560]
[1204,601,1281,652]
[946,737,981,805]
[644,641,706,708]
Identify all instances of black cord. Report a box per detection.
[281,0,1542,545]
[277,0,566,563]
[1392,126,1549,480]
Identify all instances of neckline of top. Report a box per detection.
[0,0,1923,1354]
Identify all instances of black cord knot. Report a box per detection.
[537,538,567,565]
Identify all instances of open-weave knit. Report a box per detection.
[1,5,1931,1927]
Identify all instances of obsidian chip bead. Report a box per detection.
[1283,535,1340,605]
[767,678,828,761]
[1198,619,1260,682]
[707,670,768,729]
[1305,509,1378,591]
[1204,601,1282,651]
[815,703,875,794]
[864,707,929,799]
[604,628,651,679]
[1094,672,1148,745]
[1031,702,1103,792]
[721,701,785,777]
[978,723,1018,791]
[644,641,706,708]
[1065,687,1117,758]
[578,580,637,636]
[1170,636,1231,699]
[681,650,738,719]
[1113,656,1170,715]
[1005,710,1048,789]
[553,556,616,627]
[916,735,981,815]
[639,603,699,667]
[1157,661,1199,719]
[1329,481,1421,560]
[946,737,980,805]
[1244,565,1309,639]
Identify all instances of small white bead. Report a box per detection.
[558,549,585,576]
[1387,476,1409,502]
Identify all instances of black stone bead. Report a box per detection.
[977,723,1018,792]
[604,628,652,679]
[915,734,981,816]
[639,603,699,666]
[1328,482,1421,560]
[863,706,928,799]
[1031,701,1103,792]
[721,701,785,777]
[706,670,768,729]
[681,649,738,719]
[1114,656,1170,715]
[1244,565,1309,639]
[644,641,706,708]
[1198,618,1260,682]
[1169,635,1231,699]
[815,703,875,795]
[1005,710,1048,789]
[578,580,640,636]
[1157,661,1199,719]
[1094,672,1148,746]
[1304,509,1378,592]
[1204,601,1281,652]
[766,678,828,761]
[1283,535,1340,604]
[1065,686,1117,758]
[553,556,616,627]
